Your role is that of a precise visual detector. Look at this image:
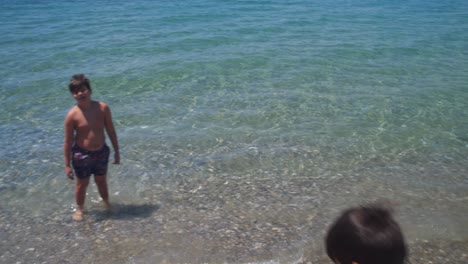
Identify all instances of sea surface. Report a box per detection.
[1,0,467,263]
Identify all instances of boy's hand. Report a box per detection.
[113,153,120,164]
[65,166,74,180]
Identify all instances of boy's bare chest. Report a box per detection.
[75,109,104,130]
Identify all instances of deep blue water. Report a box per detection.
[1,0,467,263]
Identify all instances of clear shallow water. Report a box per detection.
[1,0,467,263]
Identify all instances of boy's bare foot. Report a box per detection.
[103,200,112,211]
[72,210,84,221]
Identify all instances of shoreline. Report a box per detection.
[1,209,467,264]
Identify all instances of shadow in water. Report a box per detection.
[94,203,160,221]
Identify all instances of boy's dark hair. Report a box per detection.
[69,74,92,93]
[325,204,407,264]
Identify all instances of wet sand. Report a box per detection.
[2,205,467,264]
[2,144,467,263]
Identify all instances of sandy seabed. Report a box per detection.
[1,204,467,264]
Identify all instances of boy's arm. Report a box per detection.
[103,103,120,164]
[64,112,75,179]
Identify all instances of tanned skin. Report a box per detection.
[64,84,120,221]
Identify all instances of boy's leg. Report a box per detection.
[74,177,90,221]
[94,175,110,209]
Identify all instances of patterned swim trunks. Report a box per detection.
[72,144,110,179]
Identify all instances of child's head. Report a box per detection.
[325,203,407,264]
[69,74,92,94]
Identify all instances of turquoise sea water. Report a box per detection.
[1,0,467,263]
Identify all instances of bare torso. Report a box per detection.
[71,101,106,151]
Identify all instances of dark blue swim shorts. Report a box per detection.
[72,144,110,179]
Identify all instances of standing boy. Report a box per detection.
[64,74,120,221]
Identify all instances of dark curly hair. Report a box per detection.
[325,203,407,264]
[69,74,92,93]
